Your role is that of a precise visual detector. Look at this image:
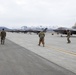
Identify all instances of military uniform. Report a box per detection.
[1,29,6,45]
[38,31,45,47]
[67,30,71,43]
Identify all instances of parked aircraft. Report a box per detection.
[53,27,76,35]
[9,26,48,34]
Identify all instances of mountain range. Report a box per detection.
[0,27,11,31]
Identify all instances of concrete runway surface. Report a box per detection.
[0,32,76,75]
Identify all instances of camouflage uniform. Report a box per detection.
[67,30,71,43]
[1,29,6,45]
[38,31,45,47]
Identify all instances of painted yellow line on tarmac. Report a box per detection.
[46,45,76,56]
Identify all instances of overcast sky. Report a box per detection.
[0,0,76,28]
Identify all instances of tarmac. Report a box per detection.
[0,32,76,75]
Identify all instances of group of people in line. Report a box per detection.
[0,28,71,46]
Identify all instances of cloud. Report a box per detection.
[0,0,76,28]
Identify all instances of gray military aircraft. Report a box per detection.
[9,26,48,34]
[53,27,76,35]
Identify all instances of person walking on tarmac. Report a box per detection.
[66,30,71,43]
[1,29,6,45]
[38,31,45,47]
